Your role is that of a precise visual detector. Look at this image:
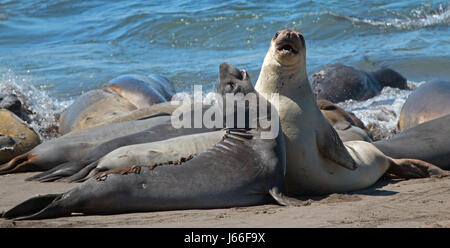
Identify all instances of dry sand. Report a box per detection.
[0,172,449,228]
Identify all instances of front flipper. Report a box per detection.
[315,123,357,170]
[268,187,310,206]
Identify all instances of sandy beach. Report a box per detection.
[0,172,449,228]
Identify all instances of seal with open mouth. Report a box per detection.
[255,29,447,196]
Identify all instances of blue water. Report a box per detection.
[0,0,449,138]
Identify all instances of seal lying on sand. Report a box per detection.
[375,114,450,170]
[255,29,447,196]
[0,115,171,175]
[311,63,408,103]
[398,80,450,131]
[317,99,372,142]
[0,110,40,164]
[58,74,175,135]
[2,63,287,220]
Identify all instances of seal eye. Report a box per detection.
[274,31,280,39]
[225,82,235,93]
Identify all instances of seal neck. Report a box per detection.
[255,48,315,106]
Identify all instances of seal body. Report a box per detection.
[311,64,408,103]
[58,74,175,135]
[0,115,171,175]
[317,99,372,142]
[255,30,445,196]
[0,110,40,164]
[2,63,287,220]
[398,80,450,131]
[375,114,450,170]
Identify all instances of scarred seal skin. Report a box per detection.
[1,63,288,220]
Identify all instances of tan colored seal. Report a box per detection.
[0,109,40,164]
[398,80,450,131]
[255,29,447,195]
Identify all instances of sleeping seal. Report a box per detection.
[375,114,450,170]
[398,80,450,131]
[58,74,174,135]
[311,63,408,103]
[255,29,447,196]
[1,63,287,220]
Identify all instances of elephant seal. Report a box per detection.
[317,99,372,142]
[375,114,450,170]
[2,63,287,220]
[58,74,174,135]
[0,93,31,123]
[255,29,447,195]
[0,115,171,175]
[0,110,40,164]
[398,80,450,131]
[311,63,408,103]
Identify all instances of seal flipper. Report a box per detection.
[388,158,450,179]
[0,153,40,175]
[268,187,310,206]
[2,194,64,220]
[26,161,82,182]
[315,124,357,170]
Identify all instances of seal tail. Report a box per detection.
[26,161,84,182]
[60,161,100,183]
[0,153,40,175]
[388,158,450,179]
[2,194,71,220]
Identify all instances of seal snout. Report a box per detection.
[273,30,303,55]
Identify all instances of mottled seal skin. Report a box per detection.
[317,99,372,142]
[311,63,408,103]
[0,115,171,175]
[255,29,447,196]
[375,114,450,170]
[398,80,450,131]
[58,74,175,135]
[0,93,31,123]
[0,110,40,164]
[1,63,287,220]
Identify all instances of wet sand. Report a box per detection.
[0,172,449,228]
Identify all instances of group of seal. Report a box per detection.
[59,74,175,135]
[2,62,287,220]
[1,29,448,220]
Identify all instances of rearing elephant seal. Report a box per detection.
[58,74,175,135]
[255,29,447,195]
[398,80,450,131]
[2,63,287,220]
[311,63,408,103]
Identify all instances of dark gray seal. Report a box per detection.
[311,63,408,103]
[1,63,287,220]
[375,114,450,170]
[398,80,450,131]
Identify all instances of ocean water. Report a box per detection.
[0,0,449,139]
